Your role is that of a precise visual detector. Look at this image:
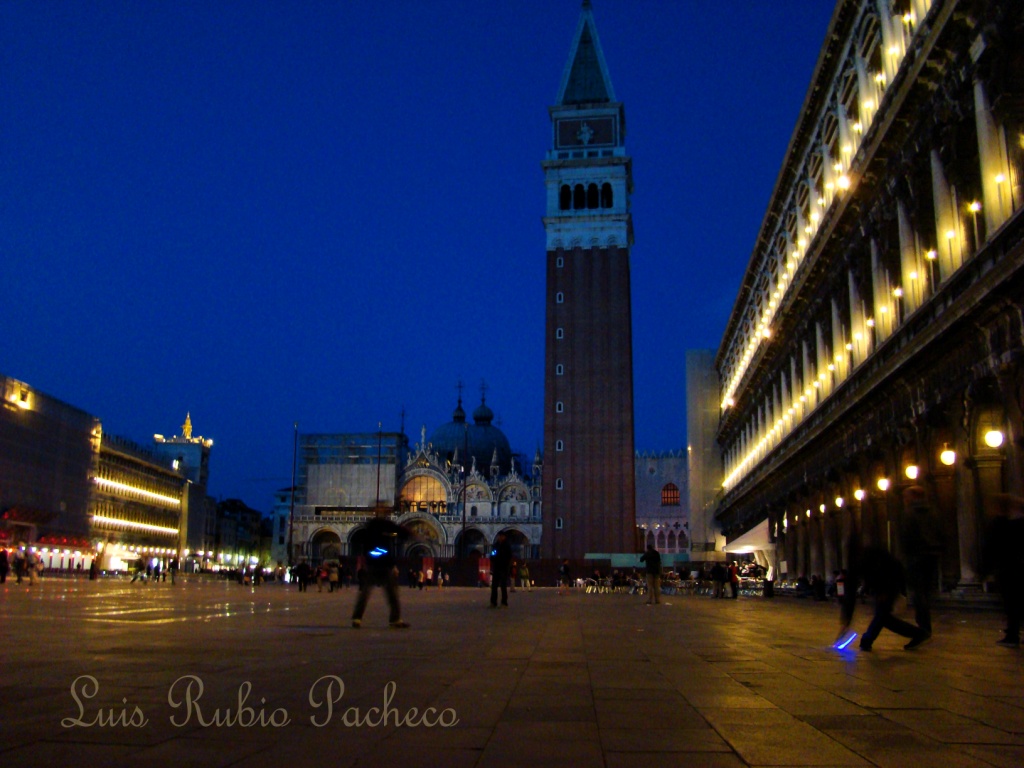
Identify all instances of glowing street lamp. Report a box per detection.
[877,477,890,492]
[985,430,1005,449]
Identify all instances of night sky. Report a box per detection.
[1,2,835,509]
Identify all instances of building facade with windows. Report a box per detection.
[709,0,1024,588]
[1,373,209,573]
[635,451,689,567]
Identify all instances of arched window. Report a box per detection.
[667,531,676,552]
[556,292,564,304]
[400,475,446,512]
[556,364,564,375]
[573,184,585,209]
[586,183,599,209]
[556,401,564,413]
[470,505,478,517]
[556,478,563,490]
[556,517,563,529]
[555,440,564,451]
[601,182,613,208]
[661,483,680,506]
[556,255,564,268]
[559,185,572,210]
[556,327,564,339]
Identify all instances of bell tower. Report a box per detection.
[541,1,636,559]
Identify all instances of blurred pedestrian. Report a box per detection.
[351,515,410,629]
[857,545,930,651]
[984,494,1024,647]
[640,544,662,605]
[489,532,512,608]
[901,485,943,638]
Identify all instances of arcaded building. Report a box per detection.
[712,0,1024,589]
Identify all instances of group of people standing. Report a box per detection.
[0,548,43,585]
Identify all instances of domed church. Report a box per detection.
[429,393,514,479]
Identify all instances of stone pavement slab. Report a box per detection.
[1,577,1021,768]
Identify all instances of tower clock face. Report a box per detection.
[556,117,616,149]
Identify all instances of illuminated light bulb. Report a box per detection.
[969,201,982,213]
[863,100,874,110]
[893,287,903,297]
[825,182,835,191]
[985,430,1005,448]
[762,328,771,338]
[946,229,955,240]
[819,504,826,513]
[841,144,852,154]
[909,271,918,280]
[810,211,820,222]
[837,175,851,190]
[835,353,845,362]
[877,478,890,492]
[806,509,811,518]
[996,173,1006,183]
[813,381,821,388]
[905,465,919,480]
[854,489,865,501]
[852,122,863,133]
[888,46,899,56]
[903,13,913,23]
[866,318,875,327]
[880,306,888,314]
[835,497,844,508]
[817,197,825,206]
[827,363,835,371]
[926,249,937,260]
[798,238,807,248]
[833,162,843,172]
[940,447,956,466]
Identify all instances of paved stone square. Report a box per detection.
[1,576,1022,767]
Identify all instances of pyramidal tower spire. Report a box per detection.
[556,1,615,106]
[541,1,636,560]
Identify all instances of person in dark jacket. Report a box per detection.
[857,545,929,651]
[489,532,513,608]
[351,515,410,629]
[640,544,662,604]
[983,494,1024,647]
[901,485,943,638]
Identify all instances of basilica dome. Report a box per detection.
[429,397,513,476]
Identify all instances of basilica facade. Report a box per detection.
[283,395,542,566]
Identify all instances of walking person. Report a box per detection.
[557,559,572,595]
[640,544,663,604]
[856,545,930,651]
[729,561,740,598]
[0,548,8,584]
[519,561,532,592]
[351,515,410,629]
[489,532,512,608]
[295,560,311,592]
[901,485,943,640]
[984,494,1024,647]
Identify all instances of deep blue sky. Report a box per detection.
[1,2,835,509]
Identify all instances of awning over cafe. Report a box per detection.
[724,519,773,554]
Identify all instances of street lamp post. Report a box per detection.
[375,421,383,513]
[287,421,297,568]
[459,421,469,560]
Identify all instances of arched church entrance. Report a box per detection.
[311,530,341,564]
[455,528,487,559]
[501,529,530,559]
